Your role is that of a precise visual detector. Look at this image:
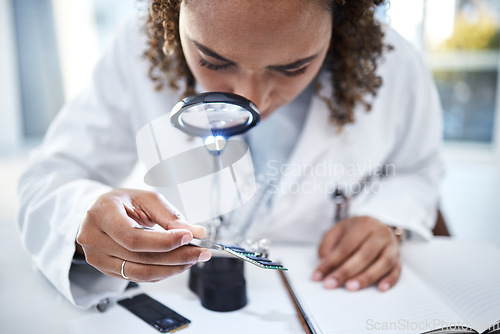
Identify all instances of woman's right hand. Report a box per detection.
[76,188,211,282]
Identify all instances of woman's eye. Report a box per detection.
[198,57,308,77]
[278,66,308,77]
[198,58,233,71]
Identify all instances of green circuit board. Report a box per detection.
[221,245,287,270]
[189,238,287,270]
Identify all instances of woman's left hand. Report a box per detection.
[312,216,401,292]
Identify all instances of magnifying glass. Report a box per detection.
[171,92,261,151]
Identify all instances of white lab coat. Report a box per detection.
[18,18,443,308]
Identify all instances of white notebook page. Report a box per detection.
[274,245,465,334]
[403,239,500,333]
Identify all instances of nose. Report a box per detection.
[230,73,271,113]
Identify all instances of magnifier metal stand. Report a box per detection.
[188,144,248,312]
[169,92,260,312]
[208,147,223,243]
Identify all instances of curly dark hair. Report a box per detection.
[144,0,389,127]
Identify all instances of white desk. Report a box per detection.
[1,220,86,333]
[2,217,500,334]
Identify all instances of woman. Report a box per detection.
[18,0,443,308]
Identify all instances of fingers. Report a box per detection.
[378,258,402,292]
[342,242,400,291]
[318,220,347,259]
[81,225,212,282]
[129,191,207,239]
[313,216,402,292]
[112,227,195,253]
[83,203,193,252]
[83,190,204,252]
[313,223,373,281]
[100,256,195,283]
[84,228,212,266]
[319,234,388,289]
[76,189,213,284]
[162,220,207,240]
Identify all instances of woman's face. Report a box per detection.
[179,0,332,119]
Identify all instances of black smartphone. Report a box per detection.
[118,293,191,333]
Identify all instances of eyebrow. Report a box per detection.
[268,55,318,71]
[191,39,319,70]
[192,40,235,63]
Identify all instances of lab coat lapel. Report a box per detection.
[268,90,338,223]
[274,92,336,195]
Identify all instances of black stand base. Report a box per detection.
[188,256,247,312]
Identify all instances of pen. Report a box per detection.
[332,187,349,223]
[332,171,377,223]
[278,269,318,334]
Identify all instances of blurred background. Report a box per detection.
[0,0,499,244]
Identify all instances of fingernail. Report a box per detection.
[198,250,211,263]
[346,280,360,291]
[312,271,323,281]
[380,282,391,291]
[324,277,338,289]
[181,234,192,245]
[193,225,207,238]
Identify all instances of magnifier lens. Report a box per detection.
[171,92,260,138]
[179,103,251,130]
